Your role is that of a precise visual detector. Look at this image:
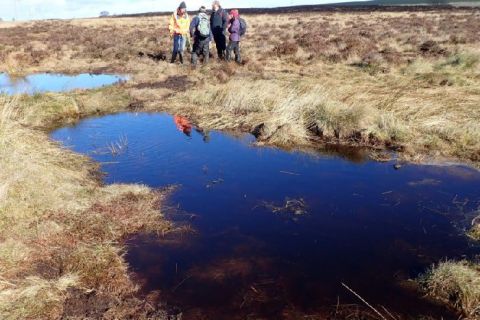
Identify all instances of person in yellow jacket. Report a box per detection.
[169,1,191,64]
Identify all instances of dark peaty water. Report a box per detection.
[51,112,480,319]
[0,73,126,95]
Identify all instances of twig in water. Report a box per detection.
[280,170,300,176]
[259,197,308,216]
[341,282,388,320]
[107,134,128,156]
[335,296,340,315]
[240,296,247,309]
[380,305,398,320]
[172,275,192,292]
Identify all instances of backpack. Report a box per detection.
[197,15,210,38]
[239,18,247,37]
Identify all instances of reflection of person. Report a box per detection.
[195,128,211,143]
[174,115,192,136]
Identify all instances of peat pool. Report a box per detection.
[51,112,480,319]
[0,73,126,95]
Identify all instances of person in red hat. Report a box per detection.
[226,9,245,63]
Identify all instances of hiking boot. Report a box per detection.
[179,53,184,64]
[170,53,177,64]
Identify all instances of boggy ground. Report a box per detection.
[1,6,480,320]
[0,92,184,319]
[1,8,480,165]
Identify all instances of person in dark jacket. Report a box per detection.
[226,9,242,63]
[190,6,211,66]
[210,1,228,59]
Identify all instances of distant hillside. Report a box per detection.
[369,0,480,5]
[110,0,479,18]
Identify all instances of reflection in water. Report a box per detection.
[0,73,127,95]
[174,115,193,137]
[51,113,480,319]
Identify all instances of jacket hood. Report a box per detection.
[173,10,189,19]
[230,9,239,18]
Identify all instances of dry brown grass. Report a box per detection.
[86,9,479,165]
[0,11,478,164]
[14,86,130,129]
[178,78,406,147]
[0,97,173,319]
[469,214,480,240]
[420,260,480,318]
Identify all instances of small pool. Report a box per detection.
[0,73,127,95]
[51,112,480,319]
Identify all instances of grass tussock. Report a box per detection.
[13,86,130,129]
[0,99,172,319]
[468,216,480,240]
[181,78,410,148]
[420,261,480,318]
[171,65,480,163]
[469,228,480,240]
[0,275,79,320]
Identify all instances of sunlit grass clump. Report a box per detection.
[420,260,480,318]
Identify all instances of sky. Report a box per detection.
[0,0,363,21]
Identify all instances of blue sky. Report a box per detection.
[0,0,363,21]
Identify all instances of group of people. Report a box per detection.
[168,1,246,66]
